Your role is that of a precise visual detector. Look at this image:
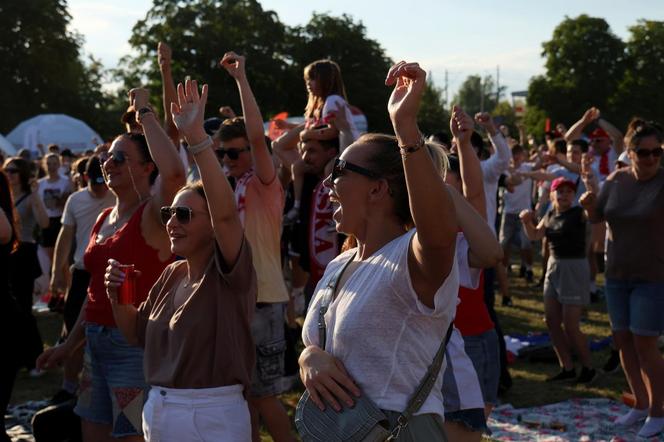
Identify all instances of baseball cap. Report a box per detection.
[551,177,576,192]
[589,128,610,140]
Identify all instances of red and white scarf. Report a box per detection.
[308,180,339,285]
[234,168,254,226]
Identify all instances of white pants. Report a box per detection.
[142,384,251,442]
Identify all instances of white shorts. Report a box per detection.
[142,384,251,442]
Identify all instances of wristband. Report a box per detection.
[399,136,425,156]
[186,136,213,155]
[136,107,154,124]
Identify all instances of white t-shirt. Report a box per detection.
[480,133,511,233]
[61,188,115,269]
[503,162,535,214]
[39,176,73,218]
[322,95,360,141]
[302,229,459,419]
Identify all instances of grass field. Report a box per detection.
[11,264,628,441]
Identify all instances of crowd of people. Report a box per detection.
[1,43,663,442]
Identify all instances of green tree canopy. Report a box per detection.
[0,0,111,136]
[453,74,505,117]
[417,76,449,136]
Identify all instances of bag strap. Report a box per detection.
[14,193,30,207]
[388,322,454,440]
[317,252,357,349]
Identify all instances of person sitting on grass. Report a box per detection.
[519,177,595,384]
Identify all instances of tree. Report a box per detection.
[453,74,505,117]
[0,0,111,136]
[417,76,449,136]
[527,15,625,127]
[522,105,548,142]
[118,3,395,131]
[610,20,664,126]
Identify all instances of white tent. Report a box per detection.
[7,114,102,155]
[0,134,17,156]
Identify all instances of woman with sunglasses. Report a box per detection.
[299,62,459,440]
[104,79,256,441]
[580,121,664,438]
[37,88,185,441]
[3,157,48,376]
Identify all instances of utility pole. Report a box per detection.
[480,76,484,113]
[496,65,500,105]
[444,70,449,105]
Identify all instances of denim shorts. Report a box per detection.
[499,213,531,250]
[463,329,500,406]
[605,279,664,336]
[74,324,148,437]
[250,302,287,398]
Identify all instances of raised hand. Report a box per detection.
[385,61,426,125]
[129,88,150,111]
[219,106,236,119]
[579,191,596,211]
[327,102,350,132]
[451,105,474,145]
[171,79,209,142]
[475,112,497,136]
[157,42,172,70]
[582,107,600,124]
[219,51,246,81]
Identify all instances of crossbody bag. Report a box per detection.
[295,253,454,441]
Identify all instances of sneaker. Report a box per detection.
[50,389,76,405]
[546,368,576,382]
[525,270,534,283]
[576,367,597,384]
[501,296,513,307]
[602,349,621,374]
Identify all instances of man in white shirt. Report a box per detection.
[497,144,535,305]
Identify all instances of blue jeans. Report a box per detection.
[463,329,500,405]
[605,279,664,336]
[74,324,148,437]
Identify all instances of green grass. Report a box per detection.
[13,263,628,440]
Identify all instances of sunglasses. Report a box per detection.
[632,147,663,159]
[160,206,197,225]
[100,151,127,165]
[215,147,250,160]
[330,158,381,184]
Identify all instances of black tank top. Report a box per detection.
[544,206,587,259]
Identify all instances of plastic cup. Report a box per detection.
[117,264,137,305]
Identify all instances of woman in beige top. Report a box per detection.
[105,79,257,442]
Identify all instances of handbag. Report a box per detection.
[295,253,454,441]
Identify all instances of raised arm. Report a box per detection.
[454,108,485,217]
[130,88,186,223]
[565,107,598,142]
[172,80,243,266]
[478,114,511,182]
[272,124,305,169]
[328,101,357,151]
[158,42,180,146]
[220,52,275,185]
[597,115,625,154]
[519,209,545,241]
[386,61,457,307]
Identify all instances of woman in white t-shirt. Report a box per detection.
[38,153,73,260]
[299,62,462,440]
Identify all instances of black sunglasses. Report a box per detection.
[330,158,381,183]
[100,151,127,165]
[160,206,195,225]
[632,147,663,159]
[215,147,251,160]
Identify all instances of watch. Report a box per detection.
[137,107,154,123]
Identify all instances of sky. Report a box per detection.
[68,0,663,101]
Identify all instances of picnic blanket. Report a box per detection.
[489,398,663,441]
[4,400,46,442]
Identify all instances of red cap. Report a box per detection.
[551,177,577,192]
[590,127,609,140]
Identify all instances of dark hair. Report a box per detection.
[217,117,247,142]
[628,120,663,149]
[115,132,158,185]
[178,181,207,203]
[61,148,74,158]
[48,144,60,153]
[357,134,412,226]
[0,171,18,252]
[304,59,348,120]
[553,139,567,155]
[428,131,451,148]
[447,154,460,176]
[571,139,589,153]
[74,156,90,176]
[511,144,525,156]
[3,157,32,194]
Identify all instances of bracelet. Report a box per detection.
[399,136,425,156]
[136,107,154,124]
[186,136,213,155]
